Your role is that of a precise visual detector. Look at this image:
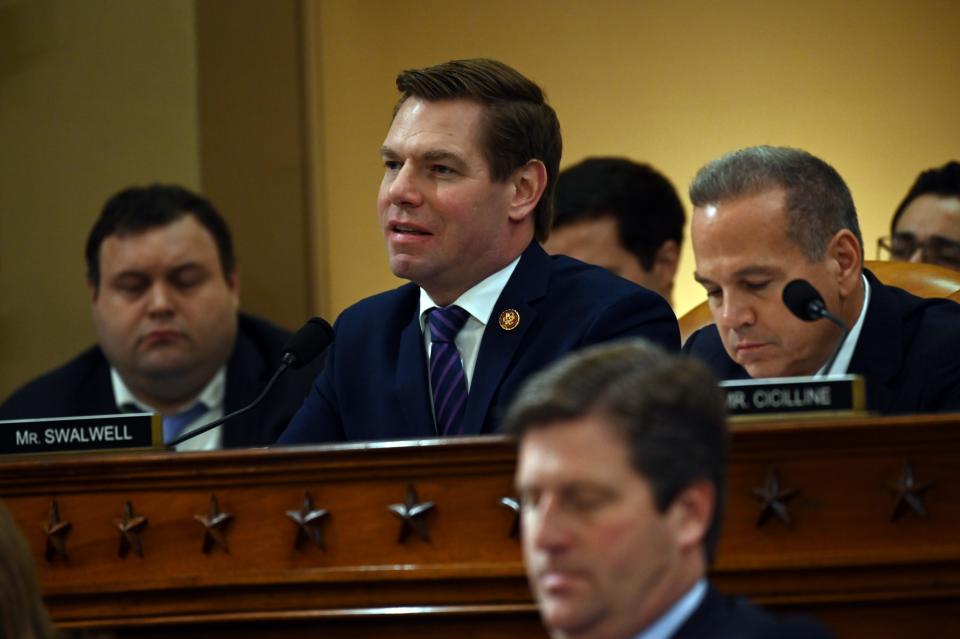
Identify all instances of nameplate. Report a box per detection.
[720,375,866,421]
[0,413,161,456]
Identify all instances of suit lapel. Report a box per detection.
[849,269,902,411]
[460,243,549,435]
[396,303,435,435]
[222,331,264,447]
[78,349,125,415]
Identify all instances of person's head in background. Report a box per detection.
[0,500,58,639]
[690,145,864,379]
[85,184,240,414]
[883,161,960,271]
[543,158,685,305]
[505,339,725,639]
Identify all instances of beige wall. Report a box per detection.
[308,0,960,320]
[196,0,315,330]
[3,0,959,402]
[0,0,200,400]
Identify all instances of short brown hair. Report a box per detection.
[503,339,728,562]
[395,58,562,241]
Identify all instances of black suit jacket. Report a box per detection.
[673,586,833,638]
[278,242,679,444]
[0,313,323,447]
[683,270,960,414]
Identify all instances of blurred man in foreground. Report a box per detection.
[683,145,960,414]
[544,157,684,305]
[506,339,832,639]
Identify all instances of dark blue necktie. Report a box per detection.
[428,305,470,436]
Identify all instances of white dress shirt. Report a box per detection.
[815,273,870,377]
[633,578,707,639]
[111,366,226,451]
[418,255,521,391]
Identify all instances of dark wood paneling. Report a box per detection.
[3,415,960,637]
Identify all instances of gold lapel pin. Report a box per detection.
[498,309,520,331]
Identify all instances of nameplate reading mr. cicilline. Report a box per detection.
[719,375,866,421]
[0,413,160,456]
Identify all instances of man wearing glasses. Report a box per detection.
[879,161,960,271]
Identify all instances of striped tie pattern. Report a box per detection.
[428,305,470,436]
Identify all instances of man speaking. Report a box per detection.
[279,59,678,444]
[684,146,960,413]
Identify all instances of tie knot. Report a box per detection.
[429,305,470,343]
[163,402,209,444]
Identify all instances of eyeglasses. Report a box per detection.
[877,233,960,270]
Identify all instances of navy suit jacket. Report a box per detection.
[673,585,833,638]
[0,314,323,447]
[684,270,960,414]
[279,242,679,444]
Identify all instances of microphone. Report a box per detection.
[781,280,850,376]
[166,317,334,448]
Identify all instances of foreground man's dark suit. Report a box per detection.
[279,242,680,444]
[673,586,834,638]
[684,270,960,414]
[0,314,323,447]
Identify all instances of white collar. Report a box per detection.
[111,366,227,415]
[815,273,870,377]
[632,579,707,639]
[418,254,522,328]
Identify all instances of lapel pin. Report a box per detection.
[498,309,520,331]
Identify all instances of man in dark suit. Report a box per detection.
[506,339,832,639]
[683,146,960,414]
[882,160,960,271]
[278,59,678,444]
[0,185,322,449]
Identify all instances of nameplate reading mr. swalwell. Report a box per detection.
[0,413,160,456]
[720,375,867,421]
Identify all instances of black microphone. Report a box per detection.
[166,317,334,448]
[781,279,850,376]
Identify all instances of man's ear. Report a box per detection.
[667,480,715,553]
[828,229,862,298]
[507,159,548,223]
[651,240,680,296]
[87,278,99,302]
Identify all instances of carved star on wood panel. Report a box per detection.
[499,496,521,539]
[43,499,71,562]
[114,500,148,558]
[388,485,434,544]
[286,491,329,550]
[193,494,233,554]
[888,459,935,522]
[752,468,800,527]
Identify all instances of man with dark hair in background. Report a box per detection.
[279,58,678,445]
[880,160,960,271]
[506,339,832,639]
[0,185,323,449]
[684,145,960,413]
[544,158,685,305]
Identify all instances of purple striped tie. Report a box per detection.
[429,305,470,436]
